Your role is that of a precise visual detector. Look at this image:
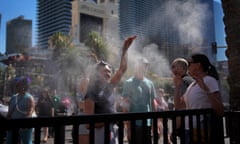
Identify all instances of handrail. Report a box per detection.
[0,108,225,144]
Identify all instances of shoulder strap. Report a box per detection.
[7,96,24,118]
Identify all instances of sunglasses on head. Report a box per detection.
[97,60,112,68]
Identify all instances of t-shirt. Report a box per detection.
[183,75,219,109]
[122,77,156,112]
[183,75,219,129]
[85,82,116,144]
[85,82,115,114]
[52,95,61,114]
[180,74,194,96]
[122,77,156,126]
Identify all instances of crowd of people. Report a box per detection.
[5,77,64,143]
[4,35,224,144]
[75,35,224,144]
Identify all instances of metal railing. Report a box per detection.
[0,108,226,144]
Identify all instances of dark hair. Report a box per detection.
[189,53,219,80]
[39,88,51,99]
[15,76,30,91]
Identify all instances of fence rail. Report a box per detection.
[0,108,227,144]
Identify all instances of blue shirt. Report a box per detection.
[122,77,157,126]
[8,92,33,119]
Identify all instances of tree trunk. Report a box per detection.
[222,0,240,110]
[222,0,240,143]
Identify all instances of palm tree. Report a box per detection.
[48,32,76,91]
[221,0,240,143]
[221,0,240,110]
[84,31,109,61]
[48,32,74,62]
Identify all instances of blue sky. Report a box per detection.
[0,0,36,53]
[0,0,226,60]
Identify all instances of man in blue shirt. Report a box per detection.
[121,57,157,144]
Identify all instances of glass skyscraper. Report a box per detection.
[119,0,216,62]
[6,16,32,54]
[37,0,72,49]
[214,1,227,61]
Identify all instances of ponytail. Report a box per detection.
[207,64,219,80]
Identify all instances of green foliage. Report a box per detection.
[48,32,74,62]
[84,31,109,61]
[49,32,74,49]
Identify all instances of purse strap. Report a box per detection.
[7,96,24,118]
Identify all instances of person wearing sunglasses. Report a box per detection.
[77,35,136,144]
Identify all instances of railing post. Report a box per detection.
[54,126,65,144]
[34,127,41,144]
[12,128,19,144]
[0,128,5,143]
[72,124,79,144]
[228,111,240,144]
[210,111,224,144]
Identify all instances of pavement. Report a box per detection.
[36,126,73,144]
[4,123,230,144]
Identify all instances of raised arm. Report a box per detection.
[110,36,136,86]
[173,75,186,110]
[197,77,224,116]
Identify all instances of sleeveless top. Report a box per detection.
[36,97,54,116]
[85,82,115,114]
[8,92,33,119]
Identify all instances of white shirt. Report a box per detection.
[183,75,219,129]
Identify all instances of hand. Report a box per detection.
[122,36,137,53]
[172,74,182,88]
[192,73,209,92]
[192,72,204,84]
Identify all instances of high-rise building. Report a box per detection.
[0,13,2,52]
[214,1,227,61]
[72,0,119,47]
[119,0,216,62]
[37,0,72,49]
[6,16,32,54]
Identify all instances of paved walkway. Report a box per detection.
[33,126,73,144]
[32,123,230,144]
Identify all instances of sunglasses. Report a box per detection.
[97,60,112,69]
[97,60,109,65]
